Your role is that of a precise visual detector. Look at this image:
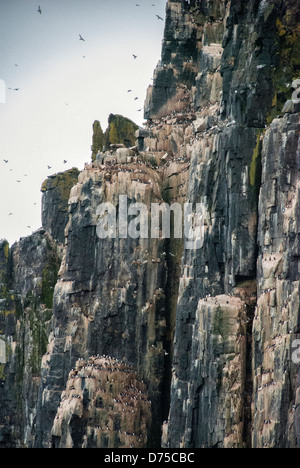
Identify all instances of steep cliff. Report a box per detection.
[0,232,61,447]
[161,0,300,449]
[41,168,80,244]
[0,0,299,448]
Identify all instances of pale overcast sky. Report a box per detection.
[0,0,166,244]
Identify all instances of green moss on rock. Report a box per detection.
[27,307,49,376]
[91,114,139,160]
[268,12,300,122]
[41,245,60,310]
[212,307,230,340]
[250,131,263,196]
[91,120,105,161]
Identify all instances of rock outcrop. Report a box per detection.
[0,0,299,448]
[41,168,80,244]
[92,114,139,161]
[51,356,151,448]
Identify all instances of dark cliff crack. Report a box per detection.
[241,130,262,446]
[161,232,183,430]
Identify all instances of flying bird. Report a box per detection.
[9,88,20,91]
[3,159,8,163]
[134,97,138,100]
[156,15,163,20]
[63,160,67,164]
[47,165,52,169]
[132,54,137,59]
[79,34,85,41]
[16,180,21,183]
[37,6,42,14]
[137,109,142,112]
[9,213,13,216]
[127,89,132,93]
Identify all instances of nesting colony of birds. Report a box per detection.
[51,356,152,448]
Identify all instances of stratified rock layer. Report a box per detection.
[252,113,300,448]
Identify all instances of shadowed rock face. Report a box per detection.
[0,0,299,448]
[0,232,61,447]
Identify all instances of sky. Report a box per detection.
[0,0,166,245]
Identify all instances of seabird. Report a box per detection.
[134,97,138,100]
[79,34,85,41]
[156,15,163,20]
[3,159,8,163]
[127,89,132,93]
[132,54,137,59]
[47,165,52,169]
[63,160,68,164]
[37,5,42,14]
[9,88,20,91]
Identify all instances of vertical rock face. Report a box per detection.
[171,295,248,448]
[165,0,300,449]
[41,168,80,244]
[0,0,299,448]
[163,0,300,449]
[252,113,300,448]
[0,232,61,447]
